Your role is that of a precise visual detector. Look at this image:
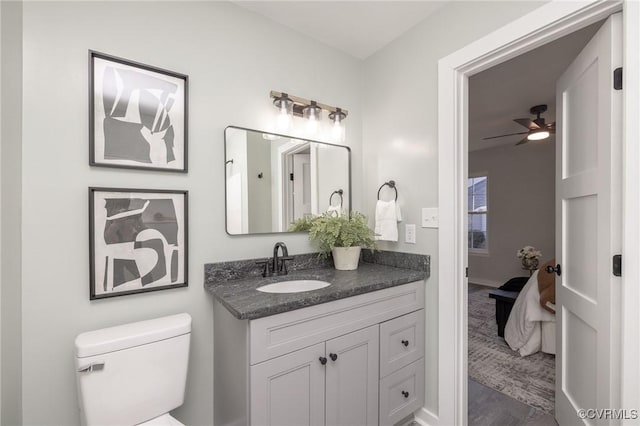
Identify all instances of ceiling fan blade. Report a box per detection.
[513,118,539,130]
[482,131,529,140]
[515,137,529,146]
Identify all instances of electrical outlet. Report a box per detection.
[405,224,416,244]
[422,208,439,228]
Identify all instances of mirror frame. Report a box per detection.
[224,125,352,236]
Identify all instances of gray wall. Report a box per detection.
[468,142,556,286]
[19,2,362,424]
[361,1,546,418]
[1,1,23,425]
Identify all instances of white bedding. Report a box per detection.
[504,270,556,356]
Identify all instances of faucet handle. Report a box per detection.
[255,259,271,277]
[279,256,294,275]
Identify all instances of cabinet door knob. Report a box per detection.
[319,356,327,365]
[402,391,409,398]
[401,340,409,347]
[329,353,338,361]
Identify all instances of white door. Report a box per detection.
[555,12,622,424]
[293,153,311,220]
[250,343,326,426]
[325,325,379,426]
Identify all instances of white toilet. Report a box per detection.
[75,313,192,426]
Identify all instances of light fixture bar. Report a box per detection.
[270,90,348,118]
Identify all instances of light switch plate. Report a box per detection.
[405,224,416,244]
[422,208,439,228]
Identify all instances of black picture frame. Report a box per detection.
[89,187,188,300]
[89,50,189,172]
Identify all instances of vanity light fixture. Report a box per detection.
[270,90,348,141]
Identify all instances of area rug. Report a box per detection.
[468,286,556,414]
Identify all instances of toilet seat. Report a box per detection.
[137,413,185,426]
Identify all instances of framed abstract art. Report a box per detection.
[89,51,188,172]
[89,187,188,300]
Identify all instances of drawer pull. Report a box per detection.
[401,340,409,347]
[402,390,409,398]
[319,356,327,365]
[329,353,338,361]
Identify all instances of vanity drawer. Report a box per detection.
[379,358,425,426]
[379,309,424,377]
[249,281,424,365]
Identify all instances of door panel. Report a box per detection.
[555,12,622,425]
[325,325,379,426]
[293,153,311,220]
[563,308,597,410]
[564,60,599,178]
[565,195,598,300]
[250,343,325,426]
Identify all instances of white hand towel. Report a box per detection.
[375,200,402,241]
[326,205,342,217]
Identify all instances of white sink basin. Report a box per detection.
[257,280,331,294]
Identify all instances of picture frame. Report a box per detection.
[89,50,188,172]
[89,187,188,300]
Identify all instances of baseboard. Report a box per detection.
[414,406,438,426]
[468,277,503,288]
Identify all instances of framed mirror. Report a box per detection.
[225,126,351,235]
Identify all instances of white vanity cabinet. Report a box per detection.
[251,325,379,426]
[213,280,425,426]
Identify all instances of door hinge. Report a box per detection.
[289,173,294,181]
[465,267,468,278]
[613,254,622,277]
[614,67,623,90]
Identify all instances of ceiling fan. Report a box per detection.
[483,104,556,146]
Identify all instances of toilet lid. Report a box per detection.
[137,413,185,426]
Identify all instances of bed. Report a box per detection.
[504,270,556,356]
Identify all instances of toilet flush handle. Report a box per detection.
[77,362,105,373]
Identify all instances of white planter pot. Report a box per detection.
[331,246,362,271]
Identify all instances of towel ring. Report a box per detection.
[377,180,398,201]
[329,189,344,207]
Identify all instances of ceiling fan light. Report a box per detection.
[527,130,550,141]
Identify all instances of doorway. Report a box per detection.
[434,1,637,425]
[465,22,602,423]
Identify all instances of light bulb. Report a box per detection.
[306,115,319,135]
[527,130,550,141]
[277,106,291,131]
[303,101,321,136]
[329,108,346,142]
[273,94,293,132]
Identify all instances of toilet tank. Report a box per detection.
[75,313,191,426]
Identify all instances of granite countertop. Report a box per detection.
[204,251,429,320]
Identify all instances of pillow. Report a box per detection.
[538,258,556,314]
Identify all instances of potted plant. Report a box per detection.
[290,211,376,270]
[516,245,542,274]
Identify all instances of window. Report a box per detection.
[468,175,488,252]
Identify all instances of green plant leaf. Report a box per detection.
[289,211,376,257]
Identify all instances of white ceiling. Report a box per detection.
[234,1,448,59]
[469,21,603,152]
